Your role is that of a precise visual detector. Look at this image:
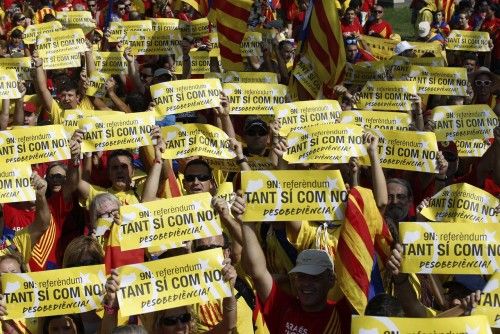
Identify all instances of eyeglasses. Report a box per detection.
[17,17,26,21]
[388,194,408,202]
[373,10,383,13]
[184,174,211,182]
[48,173,66,180]
[345,39,357,45]
[97,209,119,218]
[246,129,268,136]
[194,244,224,252]
[475,80,491,86]
[161,313,192,326]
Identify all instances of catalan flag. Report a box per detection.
[302,0,346,87]
[335,187,393,314]
[103,222,145,274]
[184,0,209,16]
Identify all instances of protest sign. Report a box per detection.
[340,110,412,131]
[214,182,235,204]
[117,248,232,316]
[161,123,236,160]
[359,35,398,60]
[206,71,278,84]
[0,69,21,99]
[189,51,211,74]
[386,56,447,78]
[56,11,96,33]
[94,52,128,75]
[400,222,499,274]
[86,71,112,98]
[351,315,492,333]
[292,56,322,98]
[456,139,492,157]
[432,104,498,141]
[60,109,121,138]
[241,31,262,57]
[357,81,417,111]
[23,21,63,45]
[274,100,342,136]
[36,29,87,69]
[344,61,387,86]
[79,112,155,153]
[283,124,366,164]
[150,18,182,31]
[472,271,500,328]
[410,40,444,58]
[108,20,152,42]
[126,30,182,56]
[241,170,347,222]
[0,163,35,203]
[0,125,70,164]
[205,156,274,172]
[119,193,222,250]
[188,18,210,38]
[1,265,106,319]
[447,30,492,52]
[223,83,287,115]
[395,66,468,96]
[359,129,438,173]
[0,57,32,81]
[420,183,499,224]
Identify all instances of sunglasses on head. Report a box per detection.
[246,129,268,136]
[475,79,491,86]
[161,313,192,326]
[184,174,211,182]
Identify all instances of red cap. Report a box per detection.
[23,102,36,113]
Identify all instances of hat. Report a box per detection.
[153,68,171,78]
[289,249,333,275]
[23,102,36,113]
[417,21,431,38]
[94,28,104,37]
[394,41,415,55]
[244,116,268,133]
[468,66,498,84]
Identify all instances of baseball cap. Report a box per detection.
[244,116,268,133]
[394,41,415,55]
[153,68,172,78]
[289,249,333,275]
[417,21,431,38]
[23,102,36,113]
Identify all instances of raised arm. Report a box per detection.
[141,126,165,202]
[364,132,388,211]
[104,77,131,113]
[27,173,51,249]
[68,130,91,201]
[124,47,145,95]
[0,98,9,130]
[12,81,27,126]
[211,258,238,334]
[32,52,54,112]
[214,91,236,139]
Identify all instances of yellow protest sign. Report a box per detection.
[0,125,69,164]
[1,265,106,319]
[0,69,21,99]
[223,83,287,115]
[0,163,34,204]
[391,55,446,66]
[410,40,444,58]
[447,30,492,52]
[56,11,96,34]
[36,29,87,70]
[283,124,366,164]
[214,182,235,205]
[108,20,152,42]
[126,30,183,56]
[344,61,387,86]
[456,139,492,157]
[241,31,262,57]
[79,112,155,153]
[395,65,468,96]
[206,71,278,84]
[188,18,210,39]
[94,52,128,75]
[292,55,322,98]
[86,71,112,98]
[117,248,232,316]
[420,183,499,224]
[432,104,498,141]
[274,100,342,136]
[256,27,277,47]
[400,222,499,274]
[161,123,235,159]
[340,110,412,131]
[357,81,417,111]
[205,156,274,172]
[23,21,63,45]
[189,51,211,74]
[359,35,397,60]
[119,193,222,250]
[0,57,31,81]
[150,18,181,31]
[360,129,438,173]
[151,79,221,116]
[241,170,347,222]
[472,271,500,328]
[351,315,492,333]
[60,109,121,137]
[208,32,219,51]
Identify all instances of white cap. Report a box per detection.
[394,41,415,55]
[417,21,431,38]
[289,249,333,275]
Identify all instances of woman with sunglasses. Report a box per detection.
[468,67,500,111]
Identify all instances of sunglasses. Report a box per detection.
[246,129,268,136]
[345,39,357,45]
[161,313,192,326]
[88,3,96,6]
[97,209,119,219]
[184,174,211,182]
[118,6,126,10]
[17,16,26,21]
[48,173,66,179]
[194,244,224,252]
[475,80,491,86]
[373,10,383,13]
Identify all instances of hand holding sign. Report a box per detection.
[103,269,120,309]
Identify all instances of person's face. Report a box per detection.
[292,270,333,311]
[59,89,79,109]
[48,317,78,334]
[373,6,384,19]
[386,182,411,221]
[346,44,358,62]
[91,32,102,44]
[435,11,443,22]
[183,164,214,194]
[11,35,22,47]
[140,68,154,84]
[193,235,229,258]
[279,43,295,63]
[0,258,21,274]
[15,15,26,27]
[47,165,67,193]
[345,9,356,23]
[463,59,477,73]
[124,1,132,12]
[117,4,126,16]
[107,155,133,191]
[23,111,37,126]
[243,125,269,154]
[474,73,492,97]
[157,307,192,334]
[87,1,97,12]
[458,14,468,28]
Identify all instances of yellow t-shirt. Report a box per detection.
[81,184,140,209]
[195,297,254,334]
[50,96,95,125]
[0,228,32,263]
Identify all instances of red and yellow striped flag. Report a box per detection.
[335,187,393,314]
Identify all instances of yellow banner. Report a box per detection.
[274,100,342,136]
[344,61,387,86]
[447,30,492,52]
[126,30,182,56]
[420,183,499,224]
[23,21,63,45]
[150,18,181,31]
[161,123,236,159]
[208,32,219,52]
[410,40,443,58]
[360,129,438,173]
[400,222,500,274]
[340,110,412,131]
[0,125,70,164]
[86,71,112,98]
[359,35,397,60]
[351,315,492,333]
[0,69,21,99]
[241,170,347,222]
[56,11,96,34]
[206,71,278,84]
[395,65,468,96]
[151,79,221,116]
[79,112,155,153]
[0,163,35,204]
[472,271,500,328]
[255,27,277,47]
[432,104,498,141]
[223,83,287,115]
[188,18,210,39]
[117,249,232,316]
[1,265,106,319]
[357,81,417,111]
[189,51,211,74]
[94,52,128,75]
[283,124,366,164]
[292,55,322,98]
[60,109,121,137]
[241,31,262,57]
[205,156,274,172]
[36,29,87,70]
[119,193,222,250]
[0,57,32,81]
[108,20,152,43]
[456,139,492,157]
[386,56,446,77]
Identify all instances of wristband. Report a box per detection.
[236,157,248,164]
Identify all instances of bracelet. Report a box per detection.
[236,157,248,164]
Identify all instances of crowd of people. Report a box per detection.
[0,0,499,332]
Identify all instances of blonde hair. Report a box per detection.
[151,305,198,334]
[62,236,104,268]
[89,193,120,226]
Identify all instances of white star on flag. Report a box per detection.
[420,141,429,150]
[326,177,339,190]
[79,273,91,285]
[484,230,496,243]
[345,127,355,136]
[198,258,211,271]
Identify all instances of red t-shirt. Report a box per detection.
[258,281,351,334]
[341,20,363,36]
[364,20,393,39]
